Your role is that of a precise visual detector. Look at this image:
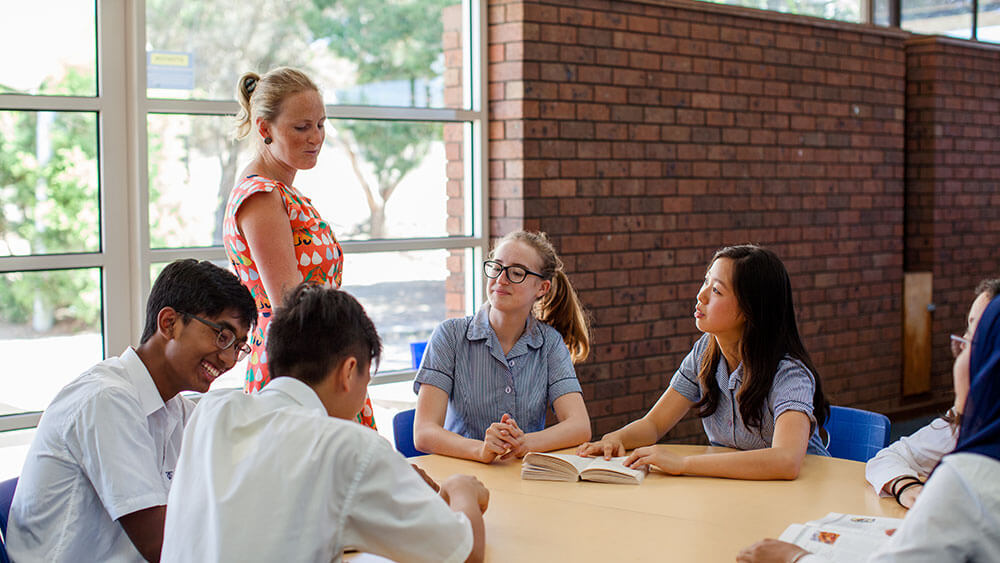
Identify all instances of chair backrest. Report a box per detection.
[0,476,18,563]
[393,409,426,458]
[823,406,891,463]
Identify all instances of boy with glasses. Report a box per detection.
[7,259,256,562]
[162,285,489,562]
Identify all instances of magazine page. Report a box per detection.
[778,515,898,563]
[805,513,902,538]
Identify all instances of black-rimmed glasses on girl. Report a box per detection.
[483,260,544,284]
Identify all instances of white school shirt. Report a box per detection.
[6,348,193,563]
[161,377,473,563]
[801,453,1000,563]
[865,417,957,496]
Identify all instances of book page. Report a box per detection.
[521,452,593,481]
[579,456,647,484]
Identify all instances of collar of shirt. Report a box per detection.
[120,347,169,417]
[260,377,327,416]
[717,358,744,391]
[466,304,544,360]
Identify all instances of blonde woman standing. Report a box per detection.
[413,231,592,463]
[222,67,375,428]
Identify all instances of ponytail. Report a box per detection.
[234,72,260,140]
[534,270,591,363]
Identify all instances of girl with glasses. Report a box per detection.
[578,244,830,479]
[413,231,592,463]
[865,278,1000,508]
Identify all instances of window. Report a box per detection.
[0,0,487,444]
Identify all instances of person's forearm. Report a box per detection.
[448,494,486,563]
[523,416,591,453]
[679,446,805,480]
[613,417,663,450]
[414,423,488,461]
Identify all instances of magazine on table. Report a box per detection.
[520,452,647,485]
[778,512,903,562]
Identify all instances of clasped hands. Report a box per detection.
[479,413,528,463]
[576,436,686,475]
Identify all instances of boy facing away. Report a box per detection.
[162,284,489,562]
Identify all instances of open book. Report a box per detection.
[779,512,902,562]
[520,452,648,485]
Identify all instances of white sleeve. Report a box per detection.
[868,456,991,562]
[68,388,169,520]
[342,437,473,563]
[864,419,956,496]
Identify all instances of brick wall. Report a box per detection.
[487,0,917,441]
[905,37,1000,391]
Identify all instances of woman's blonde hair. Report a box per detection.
[492,231,591,364]
[234,67,319,143]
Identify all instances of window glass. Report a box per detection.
[902,0,974,38]
[341,248,474,373]
[980,0,1000,42]
[148,115,469,248]
[147,114,246,248]
[144,0,465,108]
[0,2,97,97]
[0,268,103,413]
[0,111,100,256]
[704,0,861,22]
[0,428,36,480]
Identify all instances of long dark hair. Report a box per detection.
[692,245,830,433]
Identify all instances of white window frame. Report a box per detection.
[0,0,488,432]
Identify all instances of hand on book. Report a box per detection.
[736,538,809,563]
[576,433,627,460]
[624,445,684,474]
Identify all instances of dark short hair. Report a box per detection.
[140,259,257,344]
[267,284,381,386]
[975,278,1000,300]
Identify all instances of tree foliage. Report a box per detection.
[0,68,101,329]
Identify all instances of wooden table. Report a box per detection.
[407,445,906,562]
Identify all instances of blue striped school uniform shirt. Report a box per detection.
[413,305,583,440]
[669,333,830,455]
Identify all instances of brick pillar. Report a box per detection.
[905,36,1000,390]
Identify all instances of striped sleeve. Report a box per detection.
[770,359,818,428]
[668,334,709,402]
[413,321,460,396]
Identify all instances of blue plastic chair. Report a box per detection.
[823,406,891,463]
[393,409,426,458]
[0,476,18,563]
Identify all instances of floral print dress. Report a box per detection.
[222,175,376,428]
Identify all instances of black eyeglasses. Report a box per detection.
[950,334,970,359]
[181,312,252,361]
[483,260,544,284]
